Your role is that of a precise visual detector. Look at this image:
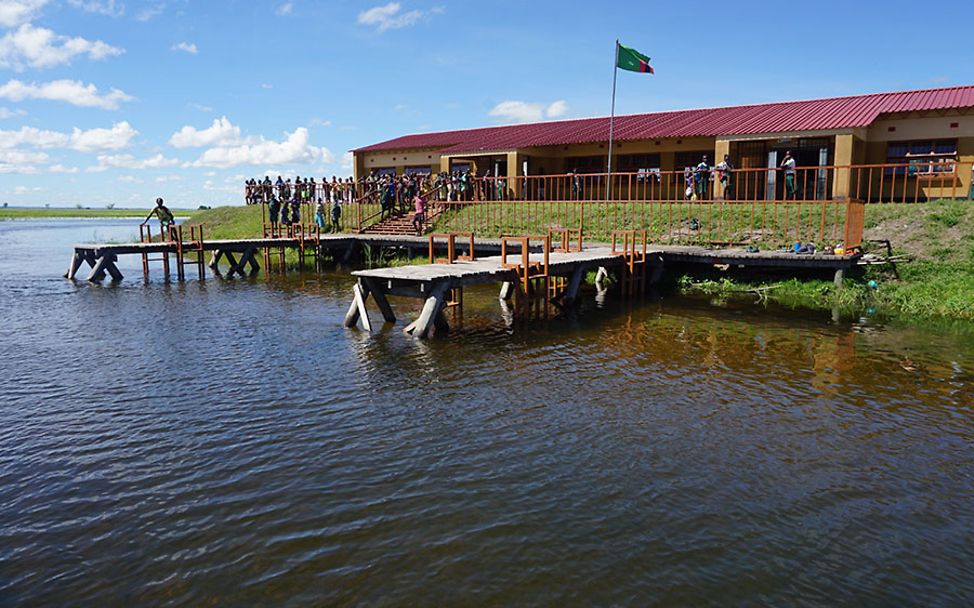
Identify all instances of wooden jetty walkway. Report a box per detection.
[66,229,860,339]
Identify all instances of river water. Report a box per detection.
[1,219,973,606]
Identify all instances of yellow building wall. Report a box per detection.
[858,112,974,201]
[356,148,442,179]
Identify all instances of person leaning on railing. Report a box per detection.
[716,154,734,200]
[144,197,176,237]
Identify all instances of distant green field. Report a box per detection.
[0,207,194,220]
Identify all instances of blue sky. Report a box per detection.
[1,0,971,208]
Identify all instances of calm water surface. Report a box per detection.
[1,219,973,606]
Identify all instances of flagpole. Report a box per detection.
[606,39,619,202]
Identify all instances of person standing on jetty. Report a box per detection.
[716,154,734,200]
[412,191,427,236]
[780,150,797,200]
[269,195,282,234]
[314,196,326,230]
[694,155,711,200]
[144,197,175,237]
[330,184,342,233]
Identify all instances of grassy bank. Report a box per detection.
[184,205,264,239]
[678,200,974,320]
[0,207,193,220]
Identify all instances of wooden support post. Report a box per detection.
[86,253,122,282]
[209,249,225,269]
[595,266,609,289]
[563,266,586,304]
[65,251,84,279]
[342,241,358,265]
[648,253,664,286]
[834,267,846,289]
[404,282,450,339]
[223,251,240,277]
[343,282,373,331]
[499,281,515,300]
[103,254,123,281]
[242,246,260,275]
[362,278,396,324]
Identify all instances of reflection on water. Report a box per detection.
[1,220,973,606]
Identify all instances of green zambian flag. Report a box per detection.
[617,43,654,74]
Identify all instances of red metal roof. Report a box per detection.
[355,85,974,154]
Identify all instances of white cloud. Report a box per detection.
[259,83,273,89]
[0,79,134,109]
[188,102,212,112]
[155,174,181,182]
[309,117,331,127]
[0,0,49,27]
[275,2,292,16]
[67,0,123,17]
[357,2,427,33]
[117,175,143,183]
[135,3,164,21]
[0,23,124,71]
[191,127,332,169]
[14,185,43,194]
[171,41,197,54]
[546,100,568,118]
[0,147,47,173]
[87,153,180,172]
[488,99,569,123]
[48,163,78,173]
[69,121,138,152]
[341,151,353,170]
[168,116,243,148]
[0,121,137,152]
[0,106,26,118]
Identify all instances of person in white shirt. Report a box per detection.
[780,151,797,200]
[716,154,734,200]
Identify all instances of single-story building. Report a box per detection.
[352,85,974,202]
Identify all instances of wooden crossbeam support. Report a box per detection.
[86,253,123,282]
[343,281,373,331]
[65,250,88,279]
[563,266,586,304]
[361,278,396,324]
[404,281,450,338]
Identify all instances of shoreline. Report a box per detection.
[0,208,194,220]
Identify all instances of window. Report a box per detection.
[674,151,711,170]
[886,140,957,175]
[616,153,660,172]
[566,156,605,174]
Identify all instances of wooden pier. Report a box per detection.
[66,230,860,338]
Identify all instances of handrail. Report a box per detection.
[356,182,442,232]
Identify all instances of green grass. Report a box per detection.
[678,262,974,321]
[429,200,852,248]
[0,207,193,220]
[184,205,265,239]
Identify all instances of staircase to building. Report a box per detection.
[359,200,449,236]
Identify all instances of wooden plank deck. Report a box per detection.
[352,248,624,288]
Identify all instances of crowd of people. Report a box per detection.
[245,175,357,233]
[244,153,805,234]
